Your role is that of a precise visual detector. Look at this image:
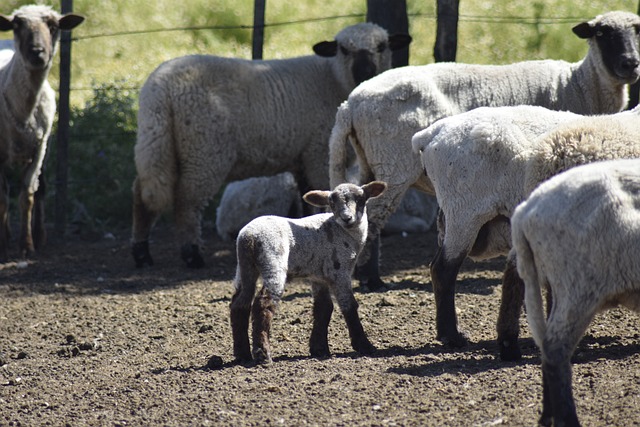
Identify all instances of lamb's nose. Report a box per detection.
[621,57,640,71]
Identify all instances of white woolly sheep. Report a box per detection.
[0,5,83,261]
[230,181,387,365]
[413,105,640,360]
[329,11,640,291]
[131,23,411,269]
[215,172,303,242]
[512,158,640,427]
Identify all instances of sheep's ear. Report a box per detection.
[59,14,85,31]
[303,190,331,207]
[313,40,338,57]
[389,34,412,51]
[0,15,13,32]
[572,21,595,39]
[362,181,387,199]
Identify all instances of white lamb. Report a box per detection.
[0,5,83,261]
[412,105,640,360]
[215,172,303,242]
[131,23,411,269]
[229,181,387,365]
[329,11,640,290]
[512,158,640,427]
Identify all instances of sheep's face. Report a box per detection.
[0,6,83,71]
[312,23,412,89]
[573,11,640,84]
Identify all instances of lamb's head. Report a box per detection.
[312,23,411,90]
[573,11,640,84]
[0,5,83,71]
[303,181,387,229]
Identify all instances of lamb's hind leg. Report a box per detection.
[131,177,157,268]
[230,257,259,363]
[333,278,375,355]
[309,282,334,358]
[497,251,524,361]
[251,286,279,364]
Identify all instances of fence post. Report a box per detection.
[55,0,73,236]
[252,0,266,59]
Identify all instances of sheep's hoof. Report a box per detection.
[357,277,388,293]
[132,241,154,268]
[498,338,522,361]
[181,244,204,268]
[252,348,273,366]
[354,340,376,355]
[438,330,469,348]
[310,344,331,359]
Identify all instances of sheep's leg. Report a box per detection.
[17,187,35,258]
[32,174,46,250]
[496,252,524,361]
[333,281,375,355]
[309,282,333,358]
[230,271,259,363]
[131,177,157,267]
[251,287,278,365]
[0,173,9,262]
[542,299,596,427]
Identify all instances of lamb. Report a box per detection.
[215,172,303,242]
[512,158,640,427]
[329,10,640,290]
[412,105,640,360]
[230,181,387,365]
[131,23,411,269]
[0,5,83,261]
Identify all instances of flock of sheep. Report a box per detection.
[2,4,640,427]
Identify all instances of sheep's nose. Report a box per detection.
[622,57,640,71]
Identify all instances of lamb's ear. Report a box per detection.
[303,190,331,207]
[572,21,595,39]
[389,34,412,51]
[59,14,85,31]
[362,181,387,199]
[313,40,337,57]
[0,15,13,32]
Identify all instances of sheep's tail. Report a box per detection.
[133,79,177,213]
[512,227,546,350]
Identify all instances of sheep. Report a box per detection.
[0,5,83,261]
[131,23,412,269]
[512,158,640,427]
[329,10,640,291]
[412,105,640,360]
[215,172,303,242]
[229,181,387,365]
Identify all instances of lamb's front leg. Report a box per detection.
[309,282,333,358]
[333,280,375,355]
[17,188,35,258]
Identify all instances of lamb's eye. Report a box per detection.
[596,30,603,37]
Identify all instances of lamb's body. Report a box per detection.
[329,11,640,290]
[512,158,640,427]
[413,106,640,360]
[0,5,83,261]
[230,182,386,365]
[132,23,410,269]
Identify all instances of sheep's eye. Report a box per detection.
[339,45,349,55]
[596,30,603,37]
[47,19,58,31]
[377,42,387,53]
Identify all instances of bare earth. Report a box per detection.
[1,223,639,426]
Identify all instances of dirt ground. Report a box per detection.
[1,222,639,426]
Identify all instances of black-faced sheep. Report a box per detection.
[412,105,640,360]
[0,5,83,261]
[329,11,640,291]
[230,181,387,365]
[131,23,411,269]
[512,158,640,427]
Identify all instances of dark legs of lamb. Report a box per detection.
[131,177,156,267]
[334,282,376,355]
[309,283,333,357]
[251,287,277,364]
[32,174,46,251]
[429,246,469,347]
[496,253,524,361]
[355,232,385,291]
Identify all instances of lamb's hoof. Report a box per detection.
[181,244,204,268]
[438,330,469,348]
[498,337,522,361]
[132,241,154,268]
[354,340,376,356]
[252,348,273,366]
[310,344,331,359]
[358,277,388,293]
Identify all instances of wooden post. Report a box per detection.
[366,0,410,67]
[434,0,459,62]
[252,0,266,59]
[55,0,73,236]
